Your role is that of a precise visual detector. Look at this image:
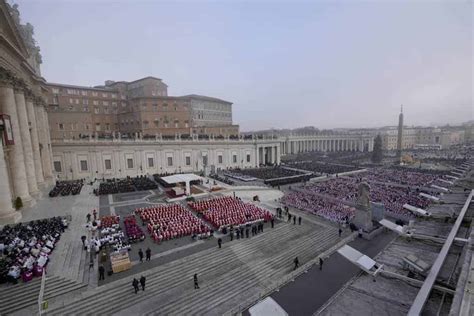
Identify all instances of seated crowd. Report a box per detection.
[123,216,145,243]
[188,196,273,230]
[286,173,433,220]
[232,167,305,180]
[365,168,440,187]
[94,176,157,195]
[135,204,210,243]
[285,161,358,175]
[49,180,84,197]
[282,192,355,223]
[209,173,234,185]
[98,216,131,253]
[0,217,68,284]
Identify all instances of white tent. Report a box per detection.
[161,174,202,196]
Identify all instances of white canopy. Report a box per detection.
[161,174,202,185]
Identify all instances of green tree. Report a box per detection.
[371,135,383,163]
[14,197,23,210]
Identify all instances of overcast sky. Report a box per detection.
[11,0,473,131]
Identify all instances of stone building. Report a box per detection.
[0,1,54,222]
[45,77,239,140]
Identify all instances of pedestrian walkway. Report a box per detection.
[264,231,396,316]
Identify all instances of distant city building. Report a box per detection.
[45,77,239,140]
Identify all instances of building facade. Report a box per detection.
[45,77,239,140]
[51,137,281,180]
[0,1,54,222]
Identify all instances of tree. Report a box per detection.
[371,135,383,163]
[14,197,23,210]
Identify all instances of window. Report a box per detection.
[104,107,109,114]
[102,93,108,98]
[127,158,134,169]
[93,100,99,106]
[203,155,208,166]
[218,155,223,164]
[80,160,88,171]
[167,156,173,166]
[67,89,74,94]
[92,92,98,97]
[81,90,88,96]
[53,161,62,172]
[105,123,110,130]
[185,156,191,166]
[95,107,100,114]
[69,98,73,104]
[83,99,89,105]
[75,99,80,104]
[148,157,154,168]
[153,104,158,111]
[52,96,59,104]
[52,88,59,94]
[83,106,89,112]
[246,154,251,163]
[104,159,112,170]
[111,93,117,98]
[59,123,64,130]
[121,102,127,107]
[103,101,109,106]
[233,154,237,163]
[95,123,101,131]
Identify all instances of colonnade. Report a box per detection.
[281,137,374,155]
[256,145,280,166]
[0,68,54,222]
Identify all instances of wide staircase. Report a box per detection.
[0,276,87,315]
[45,221,340,315]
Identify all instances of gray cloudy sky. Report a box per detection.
[12,0,473,131]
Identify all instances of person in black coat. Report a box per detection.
[98,265,105,280]
[140,275,146,291]
[145,248,151,261]
[217,238,222,248]
[194,273,200,289]
[293,257,299,270]
[132,278,139,294]
[138,249,144,262]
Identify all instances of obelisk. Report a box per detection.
[396,105,404,163]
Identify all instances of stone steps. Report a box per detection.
[155,231,338,315]
[125,228,329,315]
[47,222,338,315]
[47,224,300,314]
[0,276,87,315]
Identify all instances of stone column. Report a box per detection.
[0,84,33,206]
[26,96,44,187]
[0,144,21,223]
[15,90,39,197]
[255,145,259,167]
[276,145,281,164]
[37,106,53,183]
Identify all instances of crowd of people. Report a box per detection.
[135,204,210,243]
[94,176,158,195]
[188,196,273,230]
[0,217,68,284]
[282,192,355,223]
[233,167,306,180]
[97,216,131,253]
[284,161,358,176]
[209,173,234,185]
[49,180,84,197]
[123,216,145,243]
[365,168,440,187]
[282,167,440,222]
